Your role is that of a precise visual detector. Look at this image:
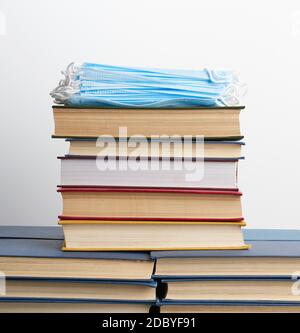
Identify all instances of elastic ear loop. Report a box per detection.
[205,68,233,84]
[219,72,248,106]
[50,62,81,103]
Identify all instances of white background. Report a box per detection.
[0,0,300,228]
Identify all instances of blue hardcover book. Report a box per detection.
[159,278,300,305]
[152,229,300,279]
[4,276,157,286]
[243,229,300,241]
[0,298,153,313]
[152,229,300,259]
[152,240,300,259]
[0,228,154,282]
[65,138,245,161]
[158,300,300,306]
[0,298,155,305]
[0,278,157,304]
[0,226,63,240]
[158,299,300,313]
[66,138,245,144]
[0,237,150,260]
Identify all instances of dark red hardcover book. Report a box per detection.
[58,187,243,222]
[57,187,242,196]
[58,216,244,222]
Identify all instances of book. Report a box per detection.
[0,278,156,302]
[0,226,63,240]
[2,226,287,241]
[58,187,243,221]
[152,229,300,278]
[160,278,300,303]
[159,303,300,313]
[0,300,151,313]
[52,106,244,139]
[66,138,244,159]
[0,228,156,312]
[59,220,248,251]
[0,237,154,281]
[243,228,300,241]
[3,226,278,241]
[59,156,239,190]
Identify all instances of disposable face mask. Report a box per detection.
[50,63,246,108]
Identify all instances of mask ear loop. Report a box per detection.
[218,71,248,106]
[50,63,81,104]
[205,68,233,83]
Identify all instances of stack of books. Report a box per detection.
[0,63,298,313]
[53,105,248,250]
[1,227,300,313]
[153,229,300,313]
[0,227,156,313]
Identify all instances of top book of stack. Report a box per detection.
[52,105,244,140]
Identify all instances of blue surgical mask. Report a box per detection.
[51,63,246,107]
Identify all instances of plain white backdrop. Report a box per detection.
[0,0,300,228]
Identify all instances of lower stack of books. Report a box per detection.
[0,227,156,313]
[153,229,300,313]
[1,227,300,313]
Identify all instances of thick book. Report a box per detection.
[0,226,63,240]
[58,187,243,221]
[66,138,244,159]
[159,303,300,313]
[243,229,300,241]
[52,106,244,139]
[0,300,151,313]
[59,220,248,251]
[0,278,156,302]
[2,226,296,241]
[160,278,300,304]
[152,229,300,278]
[0,237,154,281]
[59,156,240,190]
